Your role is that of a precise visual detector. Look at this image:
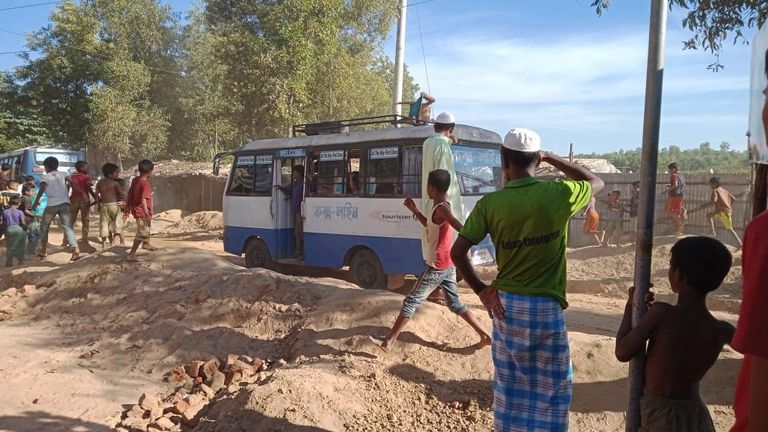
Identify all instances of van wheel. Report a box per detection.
[349,249,386,290]
[245,238,272,269]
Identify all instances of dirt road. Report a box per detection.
[0,211,743,431]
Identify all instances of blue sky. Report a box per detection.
[0,0,758,155]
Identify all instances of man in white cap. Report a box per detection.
[420,112,463,301]
[451,128,604,432]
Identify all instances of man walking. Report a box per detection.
[451,128,603,431]
[422,112,463,299]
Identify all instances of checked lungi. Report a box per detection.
[492,291,572,432]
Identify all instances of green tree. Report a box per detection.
[592,1,767,69]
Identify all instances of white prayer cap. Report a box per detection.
[503,128,541,152]
[435,112,456,124]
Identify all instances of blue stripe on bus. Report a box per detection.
[303,232,424,275]
[224,226,293,258]
[224,225,424,275]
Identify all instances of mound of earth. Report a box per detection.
[0,243,742,431]
[164,211,224,234]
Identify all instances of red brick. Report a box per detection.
[186,360,205,378]
[139,393,160,411]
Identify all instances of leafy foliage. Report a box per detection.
[577,142,751,173]
[2,0,418,162]
[591,0,767,70]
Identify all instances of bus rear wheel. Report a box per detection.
[349,249,386,290]
[245,238,272,269]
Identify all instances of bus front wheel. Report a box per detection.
[349,249,386,290]
[245,238,272,269]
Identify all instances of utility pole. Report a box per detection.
[569,143,574,163]
[392,0,407,118]
[627,0,668,431]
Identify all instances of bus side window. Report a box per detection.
[10,156,21,180]
[366,146,400,196]
[347,150,360,195]
[314,150,346,195]
[227,154,272,196]
[401,146,422,197]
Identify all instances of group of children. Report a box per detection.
[0,157,157,265]
[582,163,743,248]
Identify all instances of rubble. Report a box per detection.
[118,354,266,431]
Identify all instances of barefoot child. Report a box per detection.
[705,177,743,249]
[126,160,157,261]
[615,236,735,432]
[19,184,41,256]
[96,163,125,248]
[31,157,80,261]
[603,190,625,247]
[582,196,604,246]
[3,197,26,267]
[380,169,491,351]
[68,160,96,244]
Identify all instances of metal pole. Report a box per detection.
[392,0,407,117]
[627,0,668,431]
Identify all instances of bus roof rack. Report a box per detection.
[292,114,428,137]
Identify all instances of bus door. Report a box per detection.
[273,148,307,259]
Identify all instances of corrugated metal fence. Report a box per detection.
[568,173,752,247]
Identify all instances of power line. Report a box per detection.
[414,4,431,95]
[0,51,27,55]
[0,1,62,13]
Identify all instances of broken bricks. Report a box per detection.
[138,392,161,411]
[200,358,220,381]
[186,360,205,378]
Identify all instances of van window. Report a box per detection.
[228,154,273,196]
[310,149,361,196]
[34,151,79,167]
[452,145,502,195]
[366,146,400,196]
[401,146,422,196]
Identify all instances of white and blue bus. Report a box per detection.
[215,116,502,289]
[0,146,86,183]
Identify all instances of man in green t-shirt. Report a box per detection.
[451,128,604,431]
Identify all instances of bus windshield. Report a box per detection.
[34,151,79,166]
[452,144,501,195]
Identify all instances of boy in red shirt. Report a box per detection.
[730,210,768,432]
[126,160,157,262]
[378,169,490,351]
[68,160,96,243]
[665,162,687,235]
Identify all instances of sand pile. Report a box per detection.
[165,211,224,234]
[0,241,743,431]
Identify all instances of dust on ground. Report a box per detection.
[0,211,743,431]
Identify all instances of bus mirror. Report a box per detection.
[212,160,220,177]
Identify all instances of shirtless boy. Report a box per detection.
[96,163,125,248]
[615,236,735,432]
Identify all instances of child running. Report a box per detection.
[582,196,604,246]
[67,160,96,244]
[32,156,80,261]
[126,160,157,262]
[665,162,687,235]
[615,236,735,432]
[3,197,27,267]
[380,169,491,351]
[96,163,125,248]
[19,184,42,257]
[603,190,625,247]
[705,177,743,249]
